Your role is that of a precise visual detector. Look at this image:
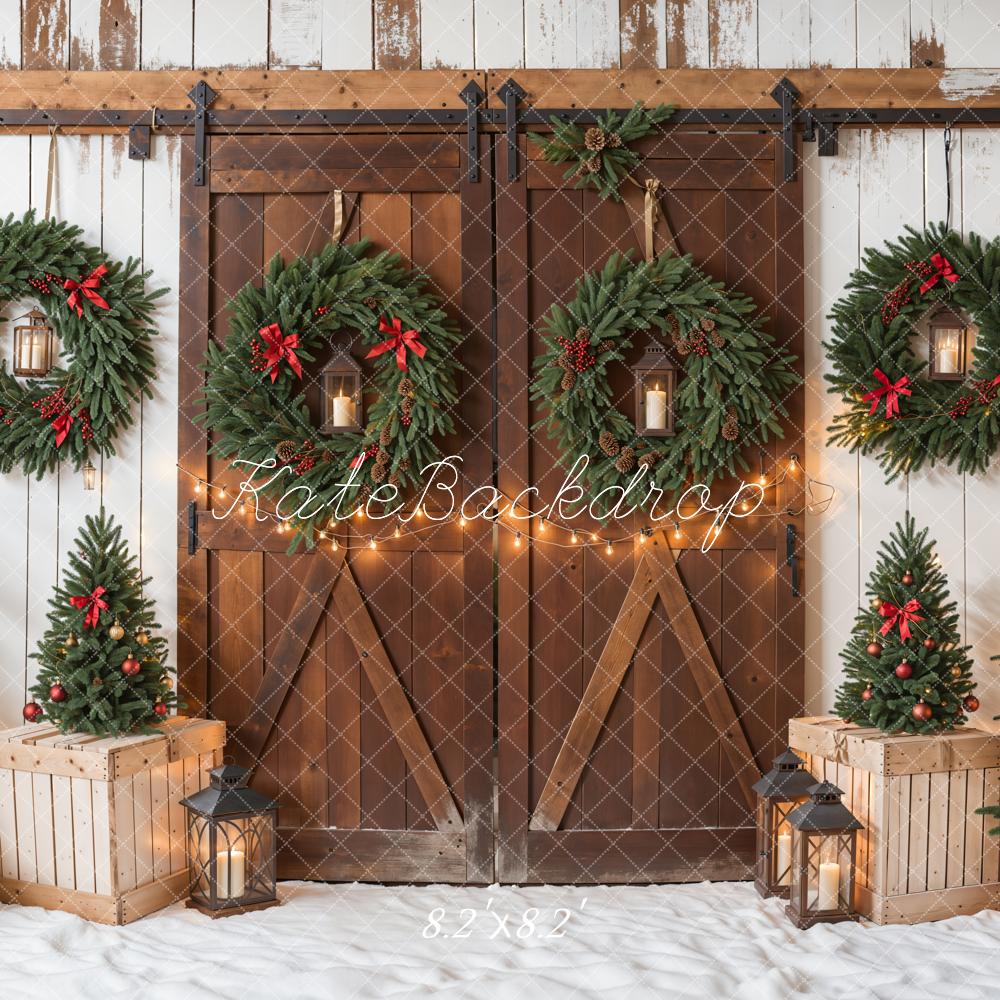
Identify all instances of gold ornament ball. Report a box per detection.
[65,632,78,648]
[162,675,174,690]
[950,665,963,679]
[108,621,125,641]
[135,628,150,646]
[870,596,882,609]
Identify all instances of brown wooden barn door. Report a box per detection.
[495,130,805,883]
[177,128,494,884]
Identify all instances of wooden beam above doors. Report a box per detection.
[2,68,1000,119]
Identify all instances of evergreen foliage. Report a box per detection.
[833,515,976,735]
[29,509,176,735]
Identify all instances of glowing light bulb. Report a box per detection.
[515,532,522,548]
[459,515,466,528]
[590,532,598,543]
[356,507,365,520]
[331,538,339,552]
[328,518,338,529]
[539,520,546,533]
[217,485,226,499]
[673,521,681,540]
[394,525,401,539]
[416,505,424,518]
[194,480,202,495]
[319,530,326,540]
[639,530,647,544]
[605,541,612,556]
[369,537,377,551]
[571,531,578,544]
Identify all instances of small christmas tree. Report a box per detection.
[833,514,978,734]
[25,508,177,735]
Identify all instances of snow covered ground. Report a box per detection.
[2,880,1000,999]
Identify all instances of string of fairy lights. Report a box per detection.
[177,452,836,554]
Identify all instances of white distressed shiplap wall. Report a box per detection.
[2,0,1000,730]
[0,134,180,727]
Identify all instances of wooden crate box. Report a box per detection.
[790,716,1000,925]
[0,716,225,924]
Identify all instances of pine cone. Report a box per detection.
[614,447,636,474]
[598,339,615,353]
[561,370,576,392]
[598,431,620,457]
[321,449,333,463]
[399,458,411,473]
[398,378,413,397]
[401,397,413,417]
[721,407,739,442]
[637,451,659,468]
[555,354,573,371]
[584,127,607,152]
[379,424,393,447]
[576,326,591,343]
[276,440,297,463]
[701,317,716,332]
[364,296,379,310]
[388,473,400,488]
[371,463,387,484]
[583,156,601,174]
[711,330,725,349]
[607,132,623,149]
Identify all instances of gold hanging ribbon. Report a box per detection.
[44,125,59,220]
[643,179,660,262]
[331,189,344,243]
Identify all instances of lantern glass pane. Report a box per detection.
[323,371,360,429]
[802,833,847,913]
[638,372,673,434]
[769,801,794,889]
[187,814,216,907]
[932,326,963,375]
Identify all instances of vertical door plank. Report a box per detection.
[621,0,666,69]
[22,0,68,68]
[70,777,94,892]
[361,192,413,266]
[31,773,55,886]
[68,0,139,69]
[576,0,621,68]
[524,0,577,67]
[0,135,30,728]
[907,772,930,893]
[757,0,809,68]
[140,0,193,68]
[631,569,661,830]
[150,762,171,880]
[964,767,985,886]
[321,0,374,69]
[474,0,524,67]
[14,772,36,881]
[0,0,19,67]
[857,0,909,68]
[0,768,16,877]
[981,767,1000,883]
[421,0,473,68]
[374,0,420,69]
[327,605,362,829]
[114,776,137,893]
[194,0,267,67]
[911,0,996,68]
[665,0,710,67]
[270,0,322,68]
[166,760,187,874]
[708,0,756,68]
[132,768,154,886]
[809,0,856,68]
[925,770,949,891]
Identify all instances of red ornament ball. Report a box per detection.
[964,696,980,713]
[895,661,913,679]
[912,701,933,722]
[902,570,914,586]
[49,683,67,703]
[22,702,43,722]
[861,687,873,702]
[867,641,883,657]
[153,701,168,718]
[121,655,141,677]
[923,637,937,650]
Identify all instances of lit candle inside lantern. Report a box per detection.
[217,849,245,899]
[936,338,959,374]
[332,394,355,426]
[776,826,792,886]
[645,382,667,430]
[29,332,45,372]
[817,861,840,910]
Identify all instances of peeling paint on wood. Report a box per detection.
[140,0,193,69]
[474,0,524,68]
[708,0,754,69]
[666,0,709,67]
[194,0,267,69]
[620,1,664,69]
[939,68,1000,101]
[374,0,419,70]
[758,0,809,69]
[524,0,576,68]
[421,0,473,69]
[576,0,619,68]
[809,0,855,69]
[270,0,322,69]
[857,0,909,69]
[70,0,139,70]
[911,29,945,69]
[22,0,68,69]
[0,0,20,68]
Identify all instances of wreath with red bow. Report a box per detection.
[0,211,164,478]
[826,223,1000,479]
[200,240,462,548]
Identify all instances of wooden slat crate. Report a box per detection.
[0,716,225,924]
[790,716,1000,925]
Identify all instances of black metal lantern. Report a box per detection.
[13,308,55,377]
[786,781,863,929]
[928,307,967,381]
[321,343,362,433]
[180,761,279,917]
[752,748,815,899]
[633,340,676,437]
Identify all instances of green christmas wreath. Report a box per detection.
[528,102,674,201]
[200,239,463,547]
[531,251,800,507]
[826,223,1000,479]
[0,210,164,478]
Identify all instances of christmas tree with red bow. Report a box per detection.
[834,514,977,734]
[25,508,177,735]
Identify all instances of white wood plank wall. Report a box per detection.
[2,0,1000,730]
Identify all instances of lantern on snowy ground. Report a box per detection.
[928,307,967,381]
[180,760,279,917]
[633,340,676,437]
[785,781,863,929]
[13,308,55,377]
[752,748,815,899]
[321,343,363,433]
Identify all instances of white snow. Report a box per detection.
[2,880,1000,999]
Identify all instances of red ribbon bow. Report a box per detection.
[69,586,108,630]
[52,410,74,447]
[259,323,303,383]
[918,253,960,294]
[366,317,427,372]
[863,368,912,419]
[64,265,110,317]
[879,599,924,641]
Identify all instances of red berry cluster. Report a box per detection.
[288,439,315,476]
[950,395,972,419]
[32,386,68,419]
[249,340,272,374]
[27,273,57,296]
[314,305,330,317]
[688,330,709,357]
[294,456,316,475]
[974,378,1000,406]
[556,336,596,373]
[881,260,935,324]
[77,408,93,441]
